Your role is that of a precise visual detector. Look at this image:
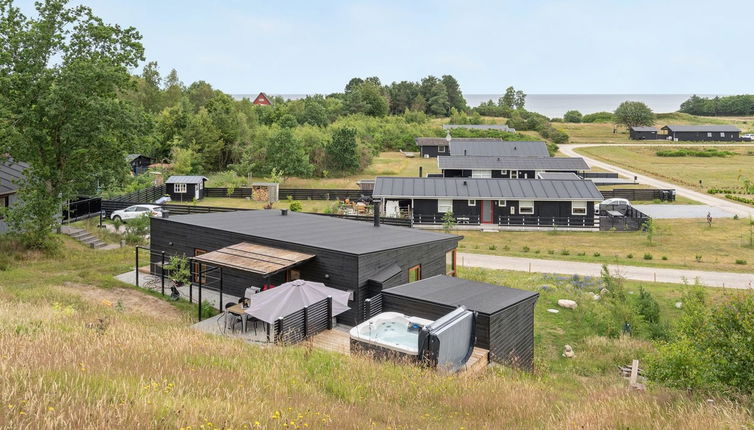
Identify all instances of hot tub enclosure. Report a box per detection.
[380,275,539,370]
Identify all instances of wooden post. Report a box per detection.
[629,359,639,386]
[160,251,165,296]
[197,264,203,322]
[303,306,308,338]
[327,296,333,329]
[135,247,139,288]
[219,267,224,311]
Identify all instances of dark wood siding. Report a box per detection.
[420,146,449,157]
[167,183,197,202]
[412,199,595,225]
[629,130,657,140]
[669,131,740,141]
[150,218,361,324]
[489,296,538,370]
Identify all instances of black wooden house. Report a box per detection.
[0,159,27,234]
[126,154,153,175]
[415,137,502,158]
[629,126,658,140]
[149,210,460,325]
[381,275,539,370]
[449,141,550,157]
[660,125,741,141]
[439,156,589,179]
[165,176,208,202]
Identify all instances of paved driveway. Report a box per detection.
[632,204,734,219]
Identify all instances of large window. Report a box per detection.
[707,132,713,138]
[720,132,725,138]
[408,265,421,283]
[174,183,187,193]
[571,201,587,215]
[437,199,452,213]
[446,249,457,277]
[471,170,492,178]
[519,200,534,214]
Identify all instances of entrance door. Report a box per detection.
[193,249,207,284]
[481,200,494,224]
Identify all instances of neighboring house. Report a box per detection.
[629,126,658,140]
[450,141,550,157]
[165,176,208,202]
[373,176,603,229]
[438,156,590,179]
[536,172,582,180]
[252,92,272,106]
[149,209,460,325]
[660,125,741,141]
[415,137,502,158]
[126,154,153,175]
[443,124,516,133]
[0,159,27,234]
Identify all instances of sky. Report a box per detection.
[15,0,754,95]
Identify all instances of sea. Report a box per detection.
[232,93,722,118]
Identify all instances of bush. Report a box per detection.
[488,245,497,251]
[560,249,570,255]
[522,246,530,252]
[643,253,653,260]
[288,197,303,212]
[593,252,601,257]
[563,110,583,123]
[656,148,735,157]
[627,253,633,259]
[581,111,614,123]
[547,249,555,255]
[735,259,747,265]
[661,256,668,260]
[577,252,586,256]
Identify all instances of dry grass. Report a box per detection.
[458,218,754,273]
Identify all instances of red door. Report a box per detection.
[481,200,494,224]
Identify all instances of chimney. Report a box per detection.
[419,166,423,177]
[464,149,467,156]
[281,209,288,216]
[445,131,452,143]
[373,200,381,227]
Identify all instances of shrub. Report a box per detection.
[577,252,586,256]
[563,110,583,123]
[502,245,510,251]
[643,253,653,260]
[560,249,570,256]
[695,254,702,263]
[735,259,747,265]
[593,252,601,257]
[287,196,303,212]
[488,245,497,251]
[582,111,614,123]
[661,256,668,260]
[627,253,634,259]
[534,249,540,254]
[522,246,530,252]
[656,148,735,157]
[547,250,555,255]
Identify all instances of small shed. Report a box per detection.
[629,126,658,140]
[126,154,153,175]
[380,275,539,370]
[165,175,208,202]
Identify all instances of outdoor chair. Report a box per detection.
[224,302,243,333]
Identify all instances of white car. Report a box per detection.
[742,133,754,141]
[110,204,162,222]
[599,198,631,207]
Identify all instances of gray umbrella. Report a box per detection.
[244,279,351,324]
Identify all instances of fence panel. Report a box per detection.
[313,212,411,227]
[601,188,675,201]
[109,185,167,203]
[279,188,372,201]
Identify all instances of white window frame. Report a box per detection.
[437,199,452,213]
[438,145,446,153]
[174,183,187,193]
[471,169,492,178]
[468,199,477,206]
[498,200,506,206]
[500,170,508,176]
[707,132,713,138]
[571,200,588,215]
[510,206,516,215]
[511,170,518,179]
[519,200,534,214]
[720,132,725,138]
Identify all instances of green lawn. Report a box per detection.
[576,145,754,195]
[0,236,750,428]
[457,218,754,273]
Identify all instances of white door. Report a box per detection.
[471,170,492,178]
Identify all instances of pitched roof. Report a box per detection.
[162,210,459,255]
[450,141,550,157]
[383,275,538,315]
[661,125,740,132]
[536,172,581,180]
[0,159,27,195]
[253,92,272,105]
[373,177,603,201]
[438,156,589,171]
[165,175,207,184]
[443,124,515,132]
[629,126,657,132]
[415,137,501,147]
[126,154,152,163]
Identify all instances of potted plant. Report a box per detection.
[164,255,190,287]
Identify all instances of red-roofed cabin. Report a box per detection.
[253,92,272,105]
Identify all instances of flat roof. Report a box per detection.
[662,125,740,132]
[438,156,589,171]
[161,210,459,255]
[415,137,501,147]
[193,242,315,276]
[383,275,538,315]
[450,141,549,157]
[374,177,604,201]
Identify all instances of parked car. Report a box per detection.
[742,133,754,141]
[598,198,631,216]
[110,204,162,222]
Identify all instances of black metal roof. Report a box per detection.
[661,125,740,132]
[166,175,208,184]
[629,126,657,132]
[0,159,27,195]
[374,177,603,200]
[438,156,589,171]
[162,210,459,255]
[383,275,538,315]
[415,137,501,147]
[450,141,549,157]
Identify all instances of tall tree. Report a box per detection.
[186,80,215,111]
[514,90,526,110]
[162,68,184,108]
[441,75,467,112]
[614,101,655,128]
[499,86,516,109]
[326,127,359,172]
[264,127,313,177]
[0,0,144,248]
[427,83,450,116]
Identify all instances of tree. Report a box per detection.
[326,127,359,173]
[427,83,450,116]
[563,110,583,123]
[442,211,456,233]
[499,86,516,109]
[265,127,313,177]
[613,101,655,128]
[186,80,215,111]
[0,0,144,248]
[441,75,467,112]
[514,90,526,110]
[162,68,184,108]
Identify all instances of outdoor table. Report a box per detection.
[228,303,251,332]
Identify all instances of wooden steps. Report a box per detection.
[61,226,111,249]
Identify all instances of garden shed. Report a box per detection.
[380,275,539,370]
[166,175,208,202]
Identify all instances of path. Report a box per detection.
[458,253,754,290]
[560,143,754,218]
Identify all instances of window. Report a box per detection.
[446,249,457,277]
[471,170,491,178]
[519,200,534,214]
[498,200,506,206]
[437,199,452,213]
[571,200,587,215]
[501,170,508,175]
[511,170,518,179]
[438,146,446,153]
[468,199,477,206]
[522,173,528,179]
[707,132,713,138]
[510,206,516,215]
[720,132,725,137]
[408,265,421,283]
[174,183,187,193]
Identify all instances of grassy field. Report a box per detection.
[458,218,754,273]
[557,113,754,143]
[170,197,340,212]
[1,236,751,428]
[576,145,754,194]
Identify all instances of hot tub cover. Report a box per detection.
[244,279,351,324]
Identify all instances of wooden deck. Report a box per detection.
[308,328,489,374]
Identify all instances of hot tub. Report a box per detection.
[349,312,433,360]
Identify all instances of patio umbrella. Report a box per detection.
[244,279,351,324]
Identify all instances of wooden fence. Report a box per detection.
[601,188,675,201]
[273,297,333,344]
[107,185,167,203]
[205,187,371,201]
